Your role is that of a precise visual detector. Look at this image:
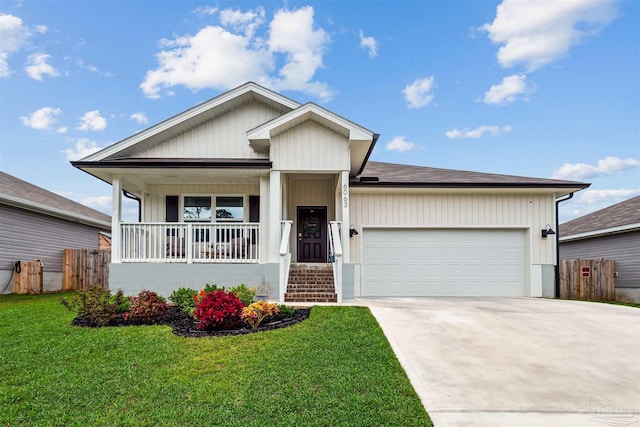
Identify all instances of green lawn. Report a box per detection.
[0,294,431,426]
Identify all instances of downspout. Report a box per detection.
[554,192,574,298]
[123,190,142,222]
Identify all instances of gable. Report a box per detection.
[130,100,283,159]
[270,119,350,171]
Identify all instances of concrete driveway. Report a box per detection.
[359,297,640,427]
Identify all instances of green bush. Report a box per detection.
[272,304,296,321]
[169,287,198,315]
[128,290,168,324]
[61,286,128,326]
[204,283,223,294]
[228,284,256,306]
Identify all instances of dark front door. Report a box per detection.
[297,207,327,263]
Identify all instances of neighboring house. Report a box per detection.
[0,172,111,293]
[72,82,588,301]
[559,196,640,302]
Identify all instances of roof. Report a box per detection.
[0,171,111,229]
[560,195,640,240]
[353,161,589,193]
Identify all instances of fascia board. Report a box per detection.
[559,222,640,242]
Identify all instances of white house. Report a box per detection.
[72,82,588,302]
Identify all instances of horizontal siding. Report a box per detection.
[349,192,555,264]
[143,183,260,222]
[560,231,640,288]
[0,204,103,272]
[133,100,279,159]
[271,120,350,171]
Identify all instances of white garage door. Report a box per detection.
[362,229,526,297]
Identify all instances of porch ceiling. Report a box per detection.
[76,166,265,193]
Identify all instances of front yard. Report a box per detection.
[0,294,431,426]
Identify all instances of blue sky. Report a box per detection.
[1,0,638,222]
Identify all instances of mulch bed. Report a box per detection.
[71,306,311,338]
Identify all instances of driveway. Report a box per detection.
[359,298,640,427]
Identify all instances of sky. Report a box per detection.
[1,0,638,223]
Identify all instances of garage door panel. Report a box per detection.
[362,229,526,297]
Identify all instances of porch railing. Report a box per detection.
[328,221,343,303]
[120,222,259,263]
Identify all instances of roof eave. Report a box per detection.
[559,222,640,242]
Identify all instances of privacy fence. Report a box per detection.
[62,249,110,291]
[559,258,615,301]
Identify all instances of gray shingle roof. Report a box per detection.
[0,171,111,226]
[560,195,640,236]
[353,161,589,188]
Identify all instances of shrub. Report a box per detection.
[272,304,296,321]
[61,286,127,327]
[228,284,256,306]
[242,301,280,330]
[194,289,244,330]
[169,287,198,315]
[203,283,223,294]
[128,290,168,324]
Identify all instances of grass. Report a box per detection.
[600,300,640,309]
[0,294,431,426]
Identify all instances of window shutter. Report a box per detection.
[166,196,179,222]
[249,196,260,223]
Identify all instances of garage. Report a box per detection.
[362,228,527,297]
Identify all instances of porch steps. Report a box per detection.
[285,264,337,303]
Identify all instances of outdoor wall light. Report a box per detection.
[349,224,359,237]
[541,224,556,238]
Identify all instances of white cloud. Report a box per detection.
[62,138,104,161]
[0,14,30,77]
[483,0,618,71]
[57,126,68,134]
[130,112,148,124]
[140,6,332,102]
[359,30,378,58]
[446,125,513,139]
[386,136,416,152]
[35,25,48,34]
[552,156,640,180]
[78,110,107,131]
[25,53,59,81]
[403,77,435,109]
[220,6,265,38]
[484,74,534,106]
[193,5,218,16]
[21,106,61,130]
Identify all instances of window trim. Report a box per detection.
[181,194,248,223]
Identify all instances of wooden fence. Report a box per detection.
[559,259,615,301]
[62,249,110,291]
[13,261,43,294]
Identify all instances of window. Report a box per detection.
[216,196,244,221]
[183,196,211,221]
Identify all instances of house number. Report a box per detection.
[343,184,349,208]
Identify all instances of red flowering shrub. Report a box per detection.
[194,289,244,330]
[128,290,168,324]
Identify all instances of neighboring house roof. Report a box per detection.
[0,171,111,230]
[353,161,588,193]
[559,195,640,241]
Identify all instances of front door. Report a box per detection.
[297,206,327,263]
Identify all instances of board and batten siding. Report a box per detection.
[271,121,350,171]
[0,204,104,273]
[349,192,556,265]
[560,231,640,288]
[132,100,280,159]
[142,183,260,222]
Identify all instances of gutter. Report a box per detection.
[123,190,142,222]
[555,193,574,298]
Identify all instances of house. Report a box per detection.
[559,196,640,302]
[0,171,111,293]
[72,82,588,302]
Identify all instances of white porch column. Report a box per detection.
[268,170,282,263]
[111,176,122,263]
[340,170,350,262]
[259,175,270,263]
